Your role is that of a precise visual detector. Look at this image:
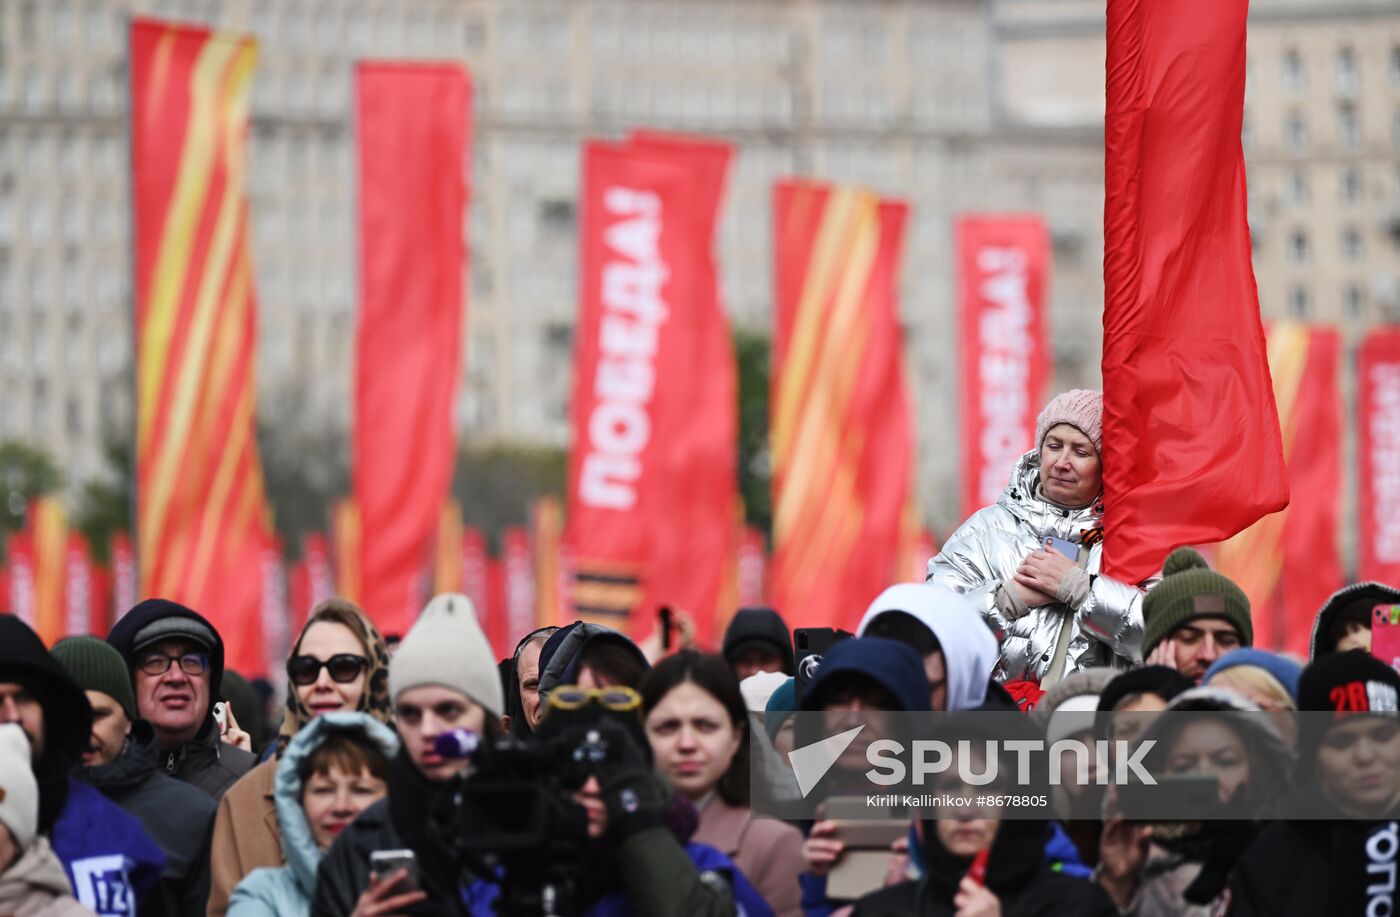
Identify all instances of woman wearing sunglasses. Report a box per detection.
[208,598,393,916]
[640,651,804,917]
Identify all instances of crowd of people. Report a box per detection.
[0,387,1398,916]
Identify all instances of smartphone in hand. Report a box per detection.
[369,849,420,894]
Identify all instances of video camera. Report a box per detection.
[429,691,648,916]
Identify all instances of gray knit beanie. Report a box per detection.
[388,593,504,718]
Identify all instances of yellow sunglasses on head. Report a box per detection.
[546,685,642,714]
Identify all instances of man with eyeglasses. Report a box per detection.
[0,614,168,916]
[107,599,256,800]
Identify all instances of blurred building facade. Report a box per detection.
[0,0,1396,564]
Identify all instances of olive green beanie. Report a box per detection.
[52,635,138,721]
[1140,548,1252,656]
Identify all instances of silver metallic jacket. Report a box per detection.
[927,450,1152,682]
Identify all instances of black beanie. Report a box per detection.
[1097,665,1195,714]
[1298,650,1400,715]
[721,607,794,675]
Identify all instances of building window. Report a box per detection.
[1345,284,1365,317]
[1287,168,1309,205]
[1288,229,1311,264]
[1342,225,1363,261]
[1283,48,1305,91]
[1341,166,1362,203]
[1338,104,1360,150]
[1336,46,1359,95]
[1286,112,1307,152]
[1289,285,1310,318]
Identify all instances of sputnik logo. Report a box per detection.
[787,725,864,798]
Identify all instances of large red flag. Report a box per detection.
[353,64,470,635]
[110,533,137,623]
[771,181,912,631]
[1360,330,1400,586]
[1216,325,1342,654]
[564,140,733,637]
[1101,0,1288,582]
[7,533,36,628]
[130,20,273,673]
[955,217,1050,522]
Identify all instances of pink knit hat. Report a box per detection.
[1035,389,1103,455]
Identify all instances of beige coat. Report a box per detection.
[0,837,95,917]
[207,758,280,917]
[691,796,804,917]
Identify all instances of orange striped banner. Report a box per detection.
[332,499,362,604]
[131,19,272,673]
[1215,323,1342,653]
[771,181,912,631]
[30,497,67,646]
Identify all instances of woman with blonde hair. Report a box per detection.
[207,599,392,916]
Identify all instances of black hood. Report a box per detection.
[0,614,92,831]
[1311,582,1400,660]
[107,598,226,726]
[721,607,794,675]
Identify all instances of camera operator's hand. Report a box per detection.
[591,720,665,839]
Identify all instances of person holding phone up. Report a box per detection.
[928,390,1154,686]
[228,714,397,917]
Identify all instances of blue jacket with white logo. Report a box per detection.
[50,779,166,917]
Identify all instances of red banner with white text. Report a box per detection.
[1216,325,1341,655]
[564,139,735,639]
[353,63,470,635]
[1360,330,1400,586]
[771,181,912,631]
[956,216,1050,521]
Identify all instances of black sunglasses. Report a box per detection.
[286,654,369,686]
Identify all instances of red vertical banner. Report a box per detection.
[259,538,289,678]
[130,20,273,675]
[31,498,67,646]
[770,181,912,631]
[460,527,490,626]
[736,528,768,608]
[531,498,566,629]
[353,63,470,635]
[434,503,465,595]
[484,555,506,659]
[502,527,535,654]
[1217,325,1342,654]
[1101,0,1287,583]
[303,533,334,609]
[1360,330,1400,586]
[332,500,361,604]
[110,533,137,623]
[564,138,735,637]
[955,217,1050,521]
[8,533,36,628]
[63,534,95,637]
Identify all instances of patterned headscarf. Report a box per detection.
[278,598,393,753]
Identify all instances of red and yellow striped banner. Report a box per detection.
[131,19,271,671]
[770,181,912,631]
[31,497,67,646]
[1215,323,1342,654]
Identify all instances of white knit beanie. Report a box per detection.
[0,724,38,850]
[1035,389,1103,456]
[388,593,504,719]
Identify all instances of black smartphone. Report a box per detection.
[794,627,852,694]
[659,606,674,651]
[1117,773,1220,822]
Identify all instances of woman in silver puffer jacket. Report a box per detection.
[928,390,1153,683]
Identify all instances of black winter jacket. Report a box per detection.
[153,720,255,800]
[82,721,218,916]
[1229,818,1400,916]
[854,820,1116,917]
